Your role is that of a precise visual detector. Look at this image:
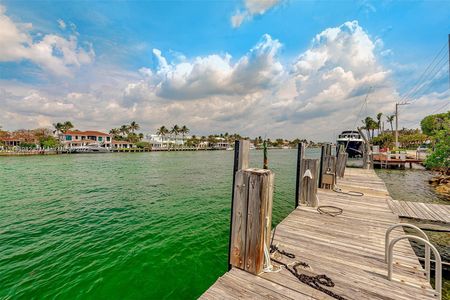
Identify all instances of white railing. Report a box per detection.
[385,223,430,280]
[385,224,442,299]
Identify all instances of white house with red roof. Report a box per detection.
[61,131,112,149]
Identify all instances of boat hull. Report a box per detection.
[337,140,363,158]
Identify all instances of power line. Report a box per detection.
[406,57,449,103]
[398,42,447,104]
[429,100,450,115]
[397,100,450,127]
[398,59,449,114]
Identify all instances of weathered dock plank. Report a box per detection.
[201,168,437,300]
[389,200,450,223]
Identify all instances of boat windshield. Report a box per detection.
[338,133,360,139]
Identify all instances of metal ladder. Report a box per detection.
[385,223,442,299]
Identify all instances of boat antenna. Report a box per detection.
[346,86,372,152]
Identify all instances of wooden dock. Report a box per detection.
[372,153,423,169]
[388,200,450,224]
[201,168,437,299]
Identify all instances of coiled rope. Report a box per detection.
[317,206,343,217]
[333,186,364,197]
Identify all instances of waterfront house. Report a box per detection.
[0,137,23,147]
[61,131,112,149]
[112,140,135,149]
[212,137,230,150]
[145,134,188,149]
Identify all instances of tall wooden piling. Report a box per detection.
[336,152,348,178]
[295,143,305,208]
[230,169,274,274]
[228,140,249,270]
[228,140,274,275]
[318,144,326,187]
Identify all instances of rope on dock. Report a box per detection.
[333,186,364,197]
[317,206,344,217]
[268,229,347,300]
[269,245,347,300]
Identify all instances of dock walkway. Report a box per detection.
[388,200,450,224]
[201,168,437,299]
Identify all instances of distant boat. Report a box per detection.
[226,146,233,151]
[249,144,256,150]
[69,144,110,153]
[336,130,364,158]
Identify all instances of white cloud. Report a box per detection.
[0,5,94,76]
[231,11,247,28]
[231,0,281,28]
[0,20,444,140]
[280,21,395,137]
[245,0,281,15]
[148,34,283,100]
[57,19,66,29]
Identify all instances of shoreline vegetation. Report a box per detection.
[360,111,449,199]
[0,121,326,155]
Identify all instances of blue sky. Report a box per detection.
[0,0,449,140]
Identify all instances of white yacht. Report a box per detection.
[336,131,364,158]
[69,143,110,153]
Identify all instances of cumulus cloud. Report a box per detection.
[231,0,281,28]
[279,21,395,137]
[0,5,94,76]
[147,34,283,100]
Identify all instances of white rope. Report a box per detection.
[263,241,283,273]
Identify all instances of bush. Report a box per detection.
[135,141,151,149]
[19,142,36,149]
[40,136,60,148]
[372,133,394,148]
[424,130,450,169]
[420,111,450,135]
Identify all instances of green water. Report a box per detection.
[0,149,307,299]
[1,150,447,299]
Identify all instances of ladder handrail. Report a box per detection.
[385,223,431,281]
[388,235,442,300]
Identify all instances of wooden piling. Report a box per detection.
[295,143,305,208]
[336,152,348,178]
[230,168,274,275]
[318,144,326,187]
[299,158,319,207]
[228,140,249,270]
[320,155,336,189]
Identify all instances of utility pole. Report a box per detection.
[395,102,410,148]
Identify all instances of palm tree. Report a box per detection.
[53,122,63,136]
[53,121,73,138]
[129,121,140,133]
[109,128,120,135]
[156,126,169,137]
[361,117,377,140]
[119,125,130,136]
[171,124,180,139]
[386,115,395,132]
[62,121,74,133]
[138,133,144,140]
[376,112,383,135]
[180,125,190,141]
